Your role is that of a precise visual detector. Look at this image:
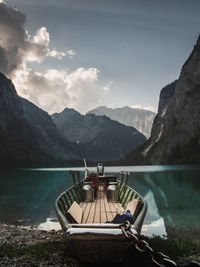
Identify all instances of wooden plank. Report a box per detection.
[108,201,116,212]
[93,190,101,223]
[126,199,140,215]
[108,202,118,218]
[87,200,96,223]
[58,198,66,214]
[79,202,87,212]
[122,188,131,206]
[104,192,113,221]
[82,202,92,223]
[66,191,73,206]
[112,202,123,214]
[124,191,134,209]
[77,185,130,224]
[63,194,70,209]
[100,190,107,223]
[70,187,79,203]
[66,201,83,224]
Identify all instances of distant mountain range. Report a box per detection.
[122,35,200,165]
[0,74,146,166]
[51,109,146,161]
[88,106,155,138]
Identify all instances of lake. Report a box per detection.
[0,165,199,238]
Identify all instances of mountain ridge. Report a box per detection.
[88,105,155,138]
[51,108,146,161]
[0,72,147,166]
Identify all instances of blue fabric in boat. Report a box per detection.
[106,210,135,224]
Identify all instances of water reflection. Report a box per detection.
[38,218,61,231]
[128,169,200,238]
[141,190,167,236]
[0,169,75,226]
[0,166,199,238]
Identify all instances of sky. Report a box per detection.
[0,0,200,114]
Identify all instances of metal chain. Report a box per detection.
[119,220,177,267]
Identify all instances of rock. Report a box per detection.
[51,109,146,161]
[0,73,53,167]
[88,105,156,138]
[123,35,200,165]
[20,98,79,161]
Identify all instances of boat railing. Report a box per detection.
[55,170,147,233]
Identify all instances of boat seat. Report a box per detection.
[66,201,83,224]
[125,199,142,217]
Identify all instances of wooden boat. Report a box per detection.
[55,164,147,262]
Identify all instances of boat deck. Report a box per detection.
[79,186,123,224]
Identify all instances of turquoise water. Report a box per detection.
[0,165,199,238]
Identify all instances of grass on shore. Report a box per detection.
[0,241,68,258]
[0,235,199,265]
[144,235,200,259]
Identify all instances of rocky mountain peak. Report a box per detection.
[124,35,200,165]
[88,105,155,138]
[51,108,146,161]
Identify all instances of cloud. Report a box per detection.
[0,3,110,114]
[66,49,76,59]
[131,104,156,113]
[25,27,50,62]
[48,49,66,59]
[13,67,109,114]
[0,4,67,73]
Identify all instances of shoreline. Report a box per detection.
[0,223,200,266]
[0,223,79,266]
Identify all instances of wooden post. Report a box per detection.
[124,171,131,187]
[72,172,76,187]
[77,171,81,186]
[120,171,124,189]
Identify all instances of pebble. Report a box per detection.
[0,223,80,266]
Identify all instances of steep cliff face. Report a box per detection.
[21,98,79,160]
[88,106,155,138]
[0,73,52,166]
[142,81,177,161]
[52,109,146,161]
[125,35,200,165]
[0,73,34,141]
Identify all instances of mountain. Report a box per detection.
[0,73,53,167]
[0,72,83,167]
[88,106,156,138]
[51,109,146,161]
[124,35,200,165]
[20,98,79,161]
[0,72,146,165]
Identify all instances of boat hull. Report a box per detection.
[55,171,147,262]
[69,239,130,262]
[65,224,138,261]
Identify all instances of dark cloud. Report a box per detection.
[0,46,8,73]
[0,2,109,114]
[0,3,27,74]
[0,3,25,26]
[0,3,64,75]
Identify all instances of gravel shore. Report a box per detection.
[0,223,79,266]
[0,223,200,267]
